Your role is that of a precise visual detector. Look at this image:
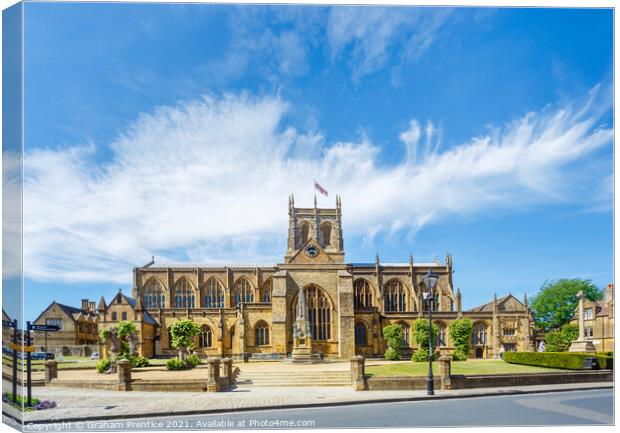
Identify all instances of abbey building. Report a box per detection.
[97,196,535,359]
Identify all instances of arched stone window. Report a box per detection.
[255,321,270,346]
[174,278,196,308]
[261,278,272,303]
[473,322,488,345]
[354,322,367,346]
[167,327,173,349]
[199,325,212,348]
[384,280,407,312]
[354,279,373,308]
[320,222,332,247]
[300,222,310,245]
[437,322,447,346]
[144,278,166,309]
[204,278,224,308]
[306,285,331,340]
[233,278,254,306]
[400,322,410,347]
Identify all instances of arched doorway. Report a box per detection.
[475,347,484,358]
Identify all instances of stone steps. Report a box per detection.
[235,371,352,387]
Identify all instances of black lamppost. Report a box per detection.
[422,270,438,396]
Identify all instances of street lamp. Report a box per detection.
[422,270,438,396]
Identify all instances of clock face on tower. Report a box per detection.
[304,244,319,258]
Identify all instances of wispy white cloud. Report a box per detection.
[19,86,611,283]
[327,7,452,81]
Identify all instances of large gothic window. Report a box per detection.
[255,321,270,346]
[384,280,407,312]
[437,323,447,346]
[306,285,331,340]
[233,278,254,306]
[354,322,368,346]
[144,278,166,309]
[400,322,410,347]
[473,322,488,345]
[300,222,310,245]
[199,325,212,348]
[261,278,272,303]
[174,278,196,308]
[320,222,332,247]
[204,278,224,308]
[354,279,373,308]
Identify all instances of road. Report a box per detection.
[14,388,613,430]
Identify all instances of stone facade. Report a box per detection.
[31,300,99,355]
[570,284,614,352]
[101,196,534,359]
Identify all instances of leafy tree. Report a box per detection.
[560,323,579,350]
[449,318,473,361]
[382,324,403,361]
[544,324,580,352]
[169,319,202,362]
[530,279,603,331]
[545,331,562,352]
[411,319,438,362]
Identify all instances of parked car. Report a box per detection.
[91,352,99,360]
[31,352,55,360]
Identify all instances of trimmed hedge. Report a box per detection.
[503,351,613,370]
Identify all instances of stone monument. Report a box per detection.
[290,286,316,363]
[568,290,596,353]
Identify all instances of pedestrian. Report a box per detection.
[499,345,505,359]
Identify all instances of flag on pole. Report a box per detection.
[314,180,328,196]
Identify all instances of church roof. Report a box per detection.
[468,294,526,312]
[146,259,276,269]
[350,262,443,268]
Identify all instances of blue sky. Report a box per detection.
[8,4,613,322]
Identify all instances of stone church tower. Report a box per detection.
[285,194,344,263]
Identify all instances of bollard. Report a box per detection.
[44,360,58,384]
[206,358,221,392]
[350,355,367,391]
[117,359,132,391]
[438,355,452,390]
[221,358,233,387]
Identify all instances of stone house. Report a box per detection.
[31,299,99,355]
[570,283,614,352]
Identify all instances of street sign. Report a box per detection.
[9,343,35,352]
[28,324,60,332]
[2,320,14,328]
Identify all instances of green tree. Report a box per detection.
[448,318,473,361]
[560,323,579,350]
[544,324,580,352]
[382,324,403,361]
[530,279,603,331]
[169,319,202,361]
[411,319,438,362]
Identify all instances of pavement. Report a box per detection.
[2,379,613,424]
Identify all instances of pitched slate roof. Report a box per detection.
[468,294,526,313]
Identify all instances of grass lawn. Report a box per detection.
[365,360,568,377]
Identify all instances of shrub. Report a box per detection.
[411,319,438,362]
[166,358,189,371]
[560,324,579,350]
[449,318,473,361]
[503,351,612,370]
[384,347,401,361]
[96,358,111,373]
[187,353,201,368]
[133,356,150,368]
[382,324,403,361]
[545,331,563,352]
[411,347,439,362]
